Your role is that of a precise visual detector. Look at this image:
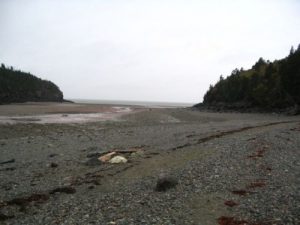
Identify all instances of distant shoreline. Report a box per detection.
[70,99,194,108]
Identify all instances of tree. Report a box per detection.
[252,57,266,71]
[289,46,295,56]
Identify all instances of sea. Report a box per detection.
[70,99,194,108]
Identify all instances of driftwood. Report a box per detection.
[102,145,145,155]
[0,159,15,165]
[113,149,141,154]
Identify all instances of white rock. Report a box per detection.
[109,156,128,164]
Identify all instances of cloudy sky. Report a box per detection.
[1,0,300,103]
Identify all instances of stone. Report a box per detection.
[98,152,116,162]
[47,162,58,168]
[155,174,178,192]
[86,152,104,158]
[109,156,128,164]
[84,157,102,166]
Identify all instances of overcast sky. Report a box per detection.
[1,0,300,103]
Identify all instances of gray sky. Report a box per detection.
[1,0,300,103]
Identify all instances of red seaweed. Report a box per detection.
[218,217,274,225]
[224,200,239,207]
[231,190,250,196]
[218,216,248,225]
[246,181,266,189]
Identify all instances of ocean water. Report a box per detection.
[71,99,194,108]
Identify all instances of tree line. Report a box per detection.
[202,44,300,109]
[0,64,63,104]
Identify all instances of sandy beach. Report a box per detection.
[0,102,299,224]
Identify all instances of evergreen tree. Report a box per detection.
[0,64,64,104]
[201,44,300,109]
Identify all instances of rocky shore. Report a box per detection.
[193,102,300,115]
[0,103,299,224]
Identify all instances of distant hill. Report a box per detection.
[195,44,300,113]
[0,64,64,104]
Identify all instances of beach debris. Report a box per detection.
[109,156,128,164]
[113,149,143,154]
[109,145,146,154]
[98,152,116,162]
[155,174,178,192]
[0,159,15,165]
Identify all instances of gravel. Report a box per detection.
[0,107,299,224]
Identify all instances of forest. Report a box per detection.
[200,45,300,111]
[0,64,64,104]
